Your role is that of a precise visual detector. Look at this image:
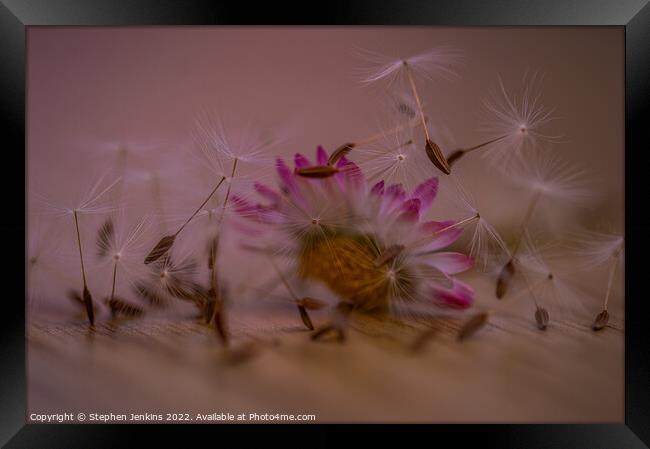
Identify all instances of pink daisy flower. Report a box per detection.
[231,146,474,315]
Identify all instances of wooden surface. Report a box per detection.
[27,275,624,423]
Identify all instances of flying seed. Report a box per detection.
[144,235,176,264]
[534,307,549,330]
[592,309,610,331]
[496,260,516,299]
[295,165,339,178]
[457,312,489,341]
[425,139,451,175]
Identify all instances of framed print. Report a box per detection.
[2,0,649,447]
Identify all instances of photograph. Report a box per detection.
[26,26,624,424]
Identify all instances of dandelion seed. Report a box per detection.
[144,176,226,264]
[74,211,94,325]
[496,153,589,298]
[428,178,510,272]
[478,71,562,171]
[516,233,591,325]
[570,229,623,331]
[96,214,151,317]
[34,172,122,325]
[267,254,315,330]
[355,47,461,175]
[355,46,461,86]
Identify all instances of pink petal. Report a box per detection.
[316,146,328,165]
[411,177,439,214]
[397,198,421,222]
[294,153,311,169]
[385,183,406,200]
[432,279,474,309]
[254,182,280,207]
[371,180,385,196]
[230,196,283,223]
[230,195,257,216]
[276,158,297,193]
[425,252,474,274]
[336,158,364,191]
[381,183,408,216]
[419,220,463,251]
[401,198,421,213]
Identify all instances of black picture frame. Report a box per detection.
[2,0,649,447]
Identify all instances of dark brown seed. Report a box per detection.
[535,307,549,330]
[297,297,327,310]
[496,260,516,299]
[295,165,339,178]
[328,143,355,166]
[374,244,405,267]
[297,305,314,330]
[104,297,144,318]
[144,235,176,264]
[445,149,465,167]
[425,139,451,175]
[592,310,610,331]
[82,285,95,326]
[95,218,114,258]
[457,312,489,341]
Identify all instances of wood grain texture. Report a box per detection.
[27,275,624,423]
